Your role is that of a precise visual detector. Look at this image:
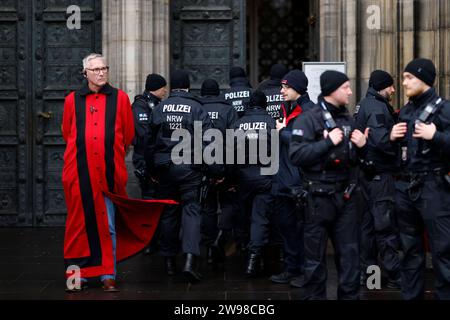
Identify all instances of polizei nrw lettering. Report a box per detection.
[266,94,283,103]
[162,104,191,113]
[225,91,250,100]
[208,111,219,120]
[170,121,279,176]
[239,122,267,130]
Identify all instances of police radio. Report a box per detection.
[416,97,442,124]
[415,97,443,155]
[320,102,337,130]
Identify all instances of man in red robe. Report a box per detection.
[62,53,174,292]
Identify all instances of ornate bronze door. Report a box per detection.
[170,0,246,92]
[0,0,101,226]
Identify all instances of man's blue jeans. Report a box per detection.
[81,196,116,283]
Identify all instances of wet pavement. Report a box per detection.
[0,228,435,300]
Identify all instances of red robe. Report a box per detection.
[62,83,175,278]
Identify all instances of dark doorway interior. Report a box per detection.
[246,0,314,86]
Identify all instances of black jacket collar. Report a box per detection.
[200,95,228,105]
[258,79,281,90]
[366,87,389,103]
[409,87,437,107]
[317,95,348,116]
[244,105,267,115]
[169,90,202,104]
[230,77,252,88]
[297,93,312,107]
[78,83,114,96]
[144,91,161,104]
[366,87,395,114]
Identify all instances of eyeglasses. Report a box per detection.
[85,66,109,75]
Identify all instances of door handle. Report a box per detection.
[38,111,53,119]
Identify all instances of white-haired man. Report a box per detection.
[62,53,171,292]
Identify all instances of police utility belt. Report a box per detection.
[395,168,448,183]
[396,168,450,200]
[303,180,356,201]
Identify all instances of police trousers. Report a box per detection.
[302,181,360,300]
[395,174,450,300]
[360,173,400,281]
[155,164,202,257]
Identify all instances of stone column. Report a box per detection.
[102,0,170,99]
[396,0,415,106]
[102,0,170,198]
[441,0,450,96]
[416,0,450,97]
[320,0,358,108]
[358,0,400,105]
[341,0,358,107]
[319,0,341,61]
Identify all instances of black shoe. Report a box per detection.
[182,253,203,283]
[386,277,401,290]
[290,276,306,288]
[213,230,228,262]
[278,249,285,263]
[207,247,215,264]
[245,253,261,277]
[164,257,176,276]
[270,271,301,284]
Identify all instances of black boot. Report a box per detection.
[164,257,176,276]
[245,253,261,277]
[182,253,203,283]
[207,247,215,264]
[386,276,401,289]
[210,230,228,263]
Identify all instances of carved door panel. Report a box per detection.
[0,0,29,226]
[0,0,101,226]
[171,0,246,92]
[33,0,102,226]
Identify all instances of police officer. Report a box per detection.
[234,91,276,277]
[269,70,315,285]
[388,58,450,300]
[354,70,401,289]
[289,70,368,300]
[258,63,288,119]
[132,73,168,256]
[257,64,288,263]
[132,73,168,199]
[223,66,253,118]
[198,79,238,264]
[149,69,213,283]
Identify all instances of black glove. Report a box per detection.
[134,167,149,188]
